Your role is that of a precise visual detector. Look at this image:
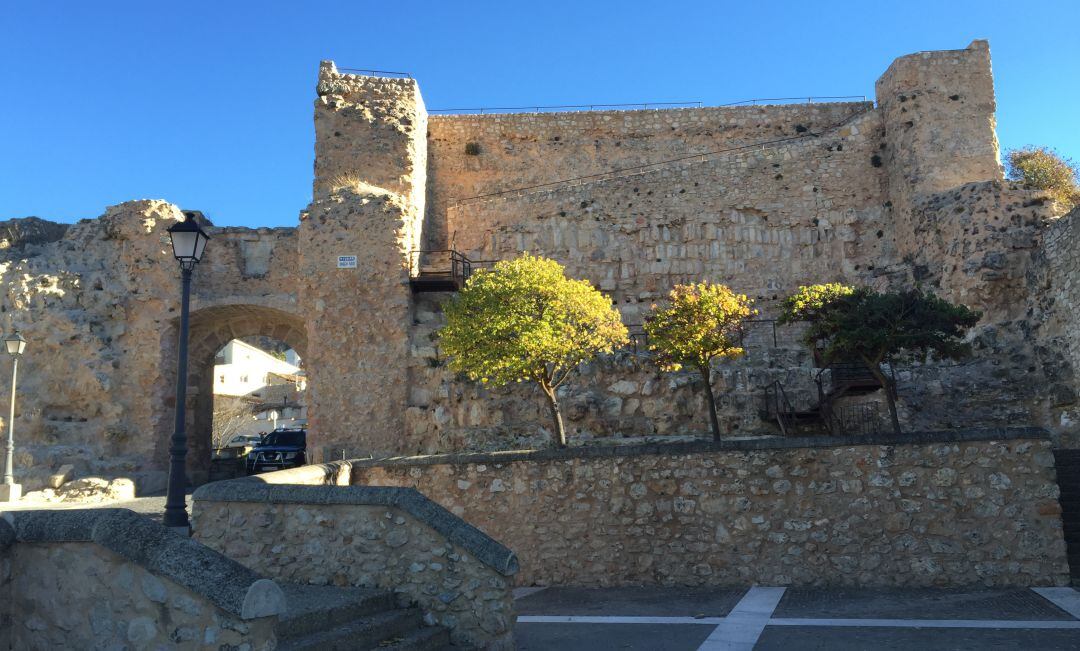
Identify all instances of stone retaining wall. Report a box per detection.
[193,479,517,649]
[0,509,283,649]
[350,429,1071,588]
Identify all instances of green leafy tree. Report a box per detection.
[779,284,981,435]
[1006,146,1080,211]
[644,283,755,441]
[439,254,628,448]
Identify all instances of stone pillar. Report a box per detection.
[300,64,428,461]
[299,190,418,461]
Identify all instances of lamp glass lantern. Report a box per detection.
[4,332,25,357]
[167,214,210,266]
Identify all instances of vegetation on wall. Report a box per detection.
[1006,146,1080,211]
[643,283,755,441]
[439,254,627,448]
[780,284,981,435]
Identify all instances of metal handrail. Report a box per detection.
[429,101,703,114]
[338,68,412,78]
[409,249,484,287]
[429,96,867,115]
[763,380,796,437]
[717,95,867,107]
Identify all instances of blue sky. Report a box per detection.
[2,0,1077,228]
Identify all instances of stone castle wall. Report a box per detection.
[0,204,300,490]
[445,109,888,318]
[426,101,872,248]
[3,40,1079,487]
[351,431,1070,587]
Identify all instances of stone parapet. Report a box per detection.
[349,429,1070,588]
[193,481,517,649]
[0,508,283,649]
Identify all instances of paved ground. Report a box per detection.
[513,586,1080,650]
[1,492,173,523]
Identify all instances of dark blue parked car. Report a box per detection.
[246,428,306,474]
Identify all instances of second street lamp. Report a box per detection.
[163,214,210,530]
[1,331,26,502]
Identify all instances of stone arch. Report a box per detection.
[170,304,307,485]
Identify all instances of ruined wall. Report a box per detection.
[427,102,872,248]
[876,40,1003,257]
[353,431,1070,588]
[0,204,301,491]
[1040,208,1080,444]
[313,62,428,240]
[5,40,1080,486]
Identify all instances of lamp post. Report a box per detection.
[163,214,210,530]
[1,331,26,502]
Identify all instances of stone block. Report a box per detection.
[0,483,21,502]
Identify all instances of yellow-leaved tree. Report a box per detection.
[439,254,628,448]
[644,283,755,441]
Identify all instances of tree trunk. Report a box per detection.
[868,363,901,435]
[541,383,568,448]
[701,365,722,442]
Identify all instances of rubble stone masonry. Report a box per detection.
[1,40,1078,487]
[352,430,1071,587]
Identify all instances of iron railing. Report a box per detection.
[716,95,866,107]
[762,380,797,437]
[338,68,412,78]
[429,96,867,115]
[409,250,478,287]
[827,402,880,437]
[429,101,704,114]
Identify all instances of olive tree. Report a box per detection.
[780,284,981,435]
[439,254,628,448]
[643,283,755,441]
[1006,146,1080,211]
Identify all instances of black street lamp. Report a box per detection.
[1,331,26,502]
[163,214,210,530]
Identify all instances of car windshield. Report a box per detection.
[261,430,305,447]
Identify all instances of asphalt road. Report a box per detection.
[513,585,1080,650]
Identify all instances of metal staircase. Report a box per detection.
[761,361,885,437]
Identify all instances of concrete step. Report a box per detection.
[374,625,453,650]
[278,607,424,651]
[278,584,398,640]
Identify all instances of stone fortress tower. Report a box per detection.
[0,40,1077,488]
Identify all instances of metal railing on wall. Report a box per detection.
[428,96,867,115]
[428,101,704,114]
[338,68,412,78]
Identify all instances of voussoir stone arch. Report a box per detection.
[171,303,309,485]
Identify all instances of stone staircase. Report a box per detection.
[278,584,452,650]
[1054,449,1080,586]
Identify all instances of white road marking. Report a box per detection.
[768,618,1080,629]
[513,586,550,600]
[696,586,786,650]
[1032,587,1080,620]
[517,615,1080,629]
[518,615,725,625]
